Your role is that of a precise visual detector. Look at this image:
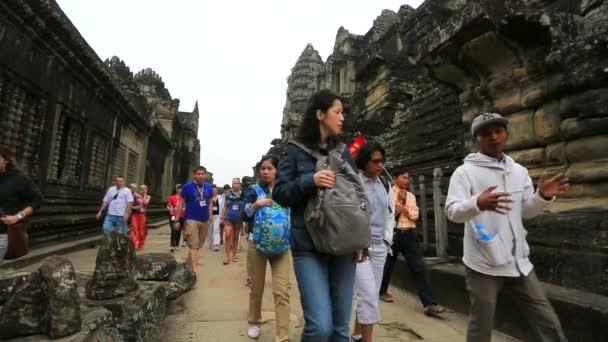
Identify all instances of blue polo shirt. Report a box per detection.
[181,181,212,222]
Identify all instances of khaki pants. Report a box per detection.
[465,267,567,342]
[247,242,292,341]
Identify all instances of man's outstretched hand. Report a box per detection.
[477,186,513,214]
[538,173,569,199]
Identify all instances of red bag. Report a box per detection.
[5,222,29,259]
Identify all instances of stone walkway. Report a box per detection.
[16,228,518,342]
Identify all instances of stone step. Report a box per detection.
[390,257,608,342]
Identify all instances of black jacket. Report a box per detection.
[272,140,356,252]
[0,169,44,234]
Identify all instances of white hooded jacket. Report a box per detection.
[445,152,553,277]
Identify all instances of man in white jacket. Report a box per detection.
[445,113,569,342]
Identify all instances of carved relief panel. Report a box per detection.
[47,108,83,184]
[87,134,108,188]
[0,75,47,178]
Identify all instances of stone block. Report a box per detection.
[565,135,608,163]
[508,147,546,167]
[562,182,608,198]
[0,270,29,305]
[136,253,177,280]
[534,101,562,144]
[86,231,138,300]
[566,161,608,183]
[165,262,197,300]
[521,79,546,108]
[545,142,566,165]
[560,88,608,118]
[560,116,608,140]
[487,71,523,114]
[38,256,81,338]
[504,109,537,150]
[0,271,48,339]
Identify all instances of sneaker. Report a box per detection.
[247,325,260,339]
[181,242,187,247]
[213,245,219,251]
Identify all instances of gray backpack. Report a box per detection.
[289,141,370,255]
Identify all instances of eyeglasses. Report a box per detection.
[370,159,385,165]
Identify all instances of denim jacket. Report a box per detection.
[273,139,356,252]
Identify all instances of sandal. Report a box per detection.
[380,293,395,303]
[232,255,239,262]
[424,305,444,318]
[223,258,230,265]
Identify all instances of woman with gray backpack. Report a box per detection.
[274,89,371,342]
[243,155,292,341]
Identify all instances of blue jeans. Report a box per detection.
[103,215,129,234]
[293,250,356,342]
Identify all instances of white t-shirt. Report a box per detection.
[103,186,134,216]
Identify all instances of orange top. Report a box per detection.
[392,186,419,229]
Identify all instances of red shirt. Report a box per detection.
[168,194,181,218]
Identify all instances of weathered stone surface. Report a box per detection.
[566,161,608,183]
[0,271,48,339]
[509,147,545,167]
[165,262,197,300]
[560,88,608,118]
[565,135,608,163]
[545,142,566,166]
[81,281,168,342]
[504,110,537,150]
[560,117,608,140]
[38,256,81,338]
[86,231,137,300]
[534,101,561,144]
[0,270,29,305]
[136,253,177,280]
[3,306,119,342]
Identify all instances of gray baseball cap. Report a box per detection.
[471,113,508,136]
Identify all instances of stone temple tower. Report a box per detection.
[280,44,325,141]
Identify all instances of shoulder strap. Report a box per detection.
[252,184,266,199]
[379,175,390,195]
[288,140,325,160]
[335,142,347,154]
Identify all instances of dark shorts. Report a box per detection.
[225,217,243,229]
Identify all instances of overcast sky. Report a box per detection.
[57,0,424,186]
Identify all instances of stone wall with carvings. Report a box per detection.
[0,0,200,246]
[275,0,607,295]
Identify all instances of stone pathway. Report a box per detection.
[16,227,518,342]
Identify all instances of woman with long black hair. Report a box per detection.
[273,89,357,341]
[0,147,43,262]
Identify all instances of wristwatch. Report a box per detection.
[16,211,25,221]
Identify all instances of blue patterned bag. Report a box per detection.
[252,184,290,255]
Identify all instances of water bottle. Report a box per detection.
[475,223,493,241]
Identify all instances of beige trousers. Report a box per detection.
[247,242,292,341]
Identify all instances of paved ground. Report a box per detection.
[16,228,518,342]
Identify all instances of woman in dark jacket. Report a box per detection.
[0,147,43,262]
[273,89,357,341]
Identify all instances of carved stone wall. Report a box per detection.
[0,0,201,246]
[276,0,608,295]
